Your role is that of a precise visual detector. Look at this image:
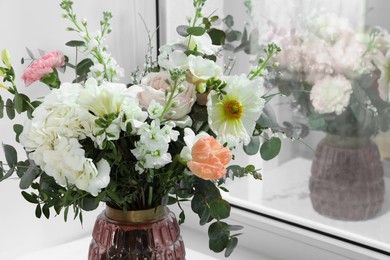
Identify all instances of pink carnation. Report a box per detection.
[22,50,65,86]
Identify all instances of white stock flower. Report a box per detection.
[188,55,222,82]
[207,75,265,146]
[373,51,390,101]
[310,75,353,115]
[147,100,164,119]
[158,48,189,70]
[183,34,221,55]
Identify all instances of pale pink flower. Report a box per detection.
[137,71,196,120]
[22,50,65,86]
[187,136,232,180]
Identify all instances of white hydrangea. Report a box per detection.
[310,75,353,115]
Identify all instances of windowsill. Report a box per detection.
[222,157,390,255]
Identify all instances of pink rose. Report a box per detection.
[187,136,232,180]
[138,71,196,120]
[22,50,65,86]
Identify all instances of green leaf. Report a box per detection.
[208,221,229,253]
[26,47,34,59]
[42,204,50,219]
[226,30,242,42]
[3,144,17,167]
[6,99,15,119]
[65,40,85,47]
[81,195,100,211]
[79,211,83,225]
[260,137,281,161]
[76,58,93,77]
[191,194,211,225]
[208,28,226,46]
[209,198,231,220]
[243,136,260,155]
[21,191,39,204]
[179,211,185,225]
[176,25,189,37]
[35,204,42,218]
[0,96,4,118]
[64,206,69,222]
[19,163,39,189]
[187,26,206,36]
[223,15,234,27]
[225,237,238,257]
[14,93,23,114]
[40,69,61,88]
[13,124,23,143]
[0,167,14,181]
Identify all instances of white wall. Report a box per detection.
[0,1,156,258]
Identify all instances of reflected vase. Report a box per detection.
[88,205,185,259]
[309,134,385,221]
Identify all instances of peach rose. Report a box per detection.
[187,136,232,180]
[137,71,196,120]
[22,50,65,86]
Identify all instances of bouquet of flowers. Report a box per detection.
[270,12,390,137]
[0,0,281,256]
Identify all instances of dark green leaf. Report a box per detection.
[0,95,4,118]
[0,167,14,181]
[13,124,23,143]
[208,28,226,46]
[64,206,69,222]
[225,237,238,257]
[209,198,230,220]
[42,204,50,219]
[3,144,17,167]
[19,163,39,189]
[21,191,39,204]
[187,26,206,36]
[14,93,23,114]
[176,25,189,37]
[76,58,93,76]
[179,211,185,225]
[79,211,83,225]
[6,99,15,119]
[260,137,281,161]
[81,196,100,211]
[243,136,260,155]
[208,221,229,253]
[35,204,42,218]
[65,40,85,47]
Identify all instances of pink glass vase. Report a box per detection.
[88,205,185,259]
[310,134,385,221]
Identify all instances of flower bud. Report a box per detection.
[196,82,207,94]
[171,100,180,108]
[2,49,11,68]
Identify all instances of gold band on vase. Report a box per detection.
[105,205,166,223]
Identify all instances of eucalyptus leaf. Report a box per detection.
[19,163,39,189]
[76,58,93,77]
[243,136,260,155]
[21,191,39,204]
[13,124,23,143]
[0,167,14,181]
[0,96,4,118]
[208,28,226,46]
[260,137,281,161]
[25,47,35,59]
[6,99,15,119]
[3,144,17,167]
[225,237,238,257]
[208,221,229,253]
[14,93,23,114]
[65,40,85,47]
[223,15,234,27]
[35,204,42,218]
[176,25,189,37]
[187,26,206,36]
[42,204,50,219]
[209,198,230,220]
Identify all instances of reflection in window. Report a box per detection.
[223,0,390,254]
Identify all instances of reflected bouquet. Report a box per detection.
[270,12,390,137]
[0,0,280,256]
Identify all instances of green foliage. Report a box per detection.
[260,137,281,161]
